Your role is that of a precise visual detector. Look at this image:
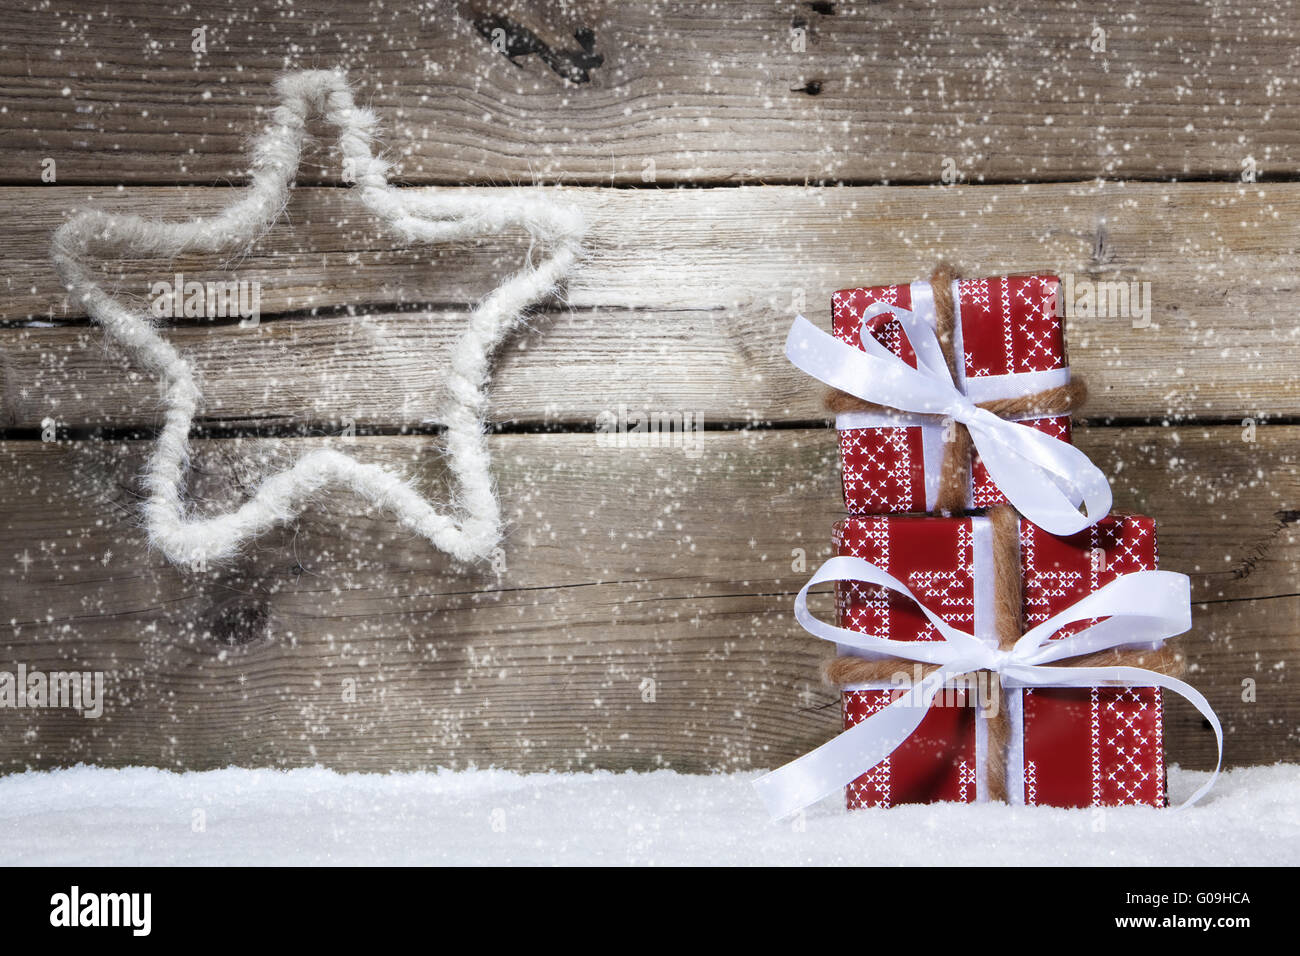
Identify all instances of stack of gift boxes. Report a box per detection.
[784,273,1182,810]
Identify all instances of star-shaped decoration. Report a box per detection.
[50,71,584,570]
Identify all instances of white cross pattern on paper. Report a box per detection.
[845,689,894,808]
[1102,688,1156,805]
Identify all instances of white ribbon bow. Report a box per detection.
[786,300,1113,535]
[752,555,1223,819]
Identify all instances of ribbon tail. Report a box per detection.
[752,667,955,820]
[1003,663,1223,810]
[968,414,1113,535]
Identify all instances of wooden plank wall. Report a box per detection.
[0,1,1296,773]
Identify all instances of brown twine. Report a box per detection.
[825,263,1090,513]
[822,505,1186,802]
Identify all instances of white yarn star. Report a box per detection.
[50,70,585,567]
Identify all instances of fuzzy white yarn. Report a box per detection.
[51,70,585,567]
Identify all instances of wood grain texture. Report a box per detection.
[1,425,1294,772]
[5,181,1300,428]
[1,1,1297,186]
[2,0,1295,785]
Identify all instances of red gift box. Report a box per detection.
[833,512,1165,809]
[831,275,1073,515]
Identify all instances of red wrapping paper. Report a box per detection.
[834,513,1165,809]
[1017,517,1165,808]
[831,275,1072,515]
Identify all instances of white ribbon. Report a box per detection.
[786,299,1113,535]
[752,555,1223,819]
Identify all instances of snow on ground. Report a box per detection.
[1,763,1296,866]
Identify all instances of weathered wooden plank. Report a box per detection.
[5,182,1299,427]
[1,1,1296,185]
[1,425,1294,772]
